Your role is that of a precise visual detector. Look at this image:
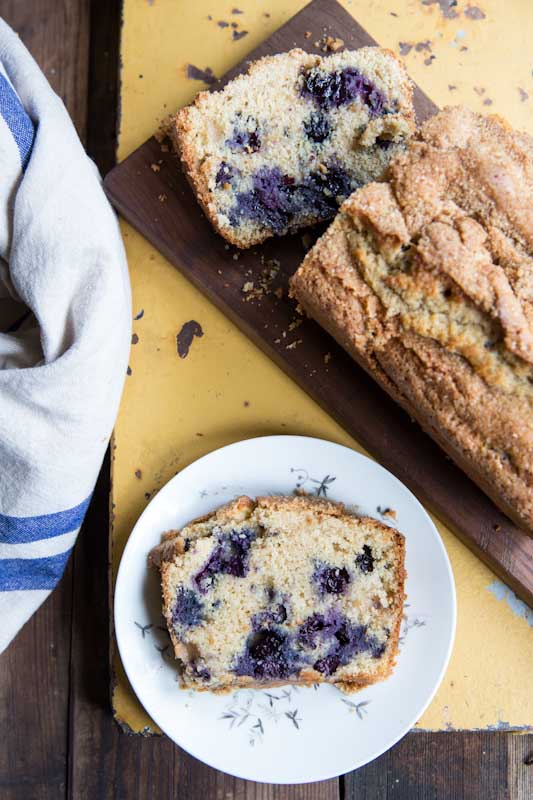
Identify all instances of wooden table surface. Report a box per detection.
[0,1,532,798]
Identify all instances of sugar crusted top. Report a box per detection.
[291,106,533,531]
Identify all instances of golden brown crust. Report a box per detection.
[290,262,533,533]
[257,493,406,546]
[291,106,533,534]
[148,496,254,567]
[190,494,255,524]
[256,493,354,520]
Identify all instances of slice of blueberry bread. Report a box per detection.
[172,48,415,248]
[149,495,406,692]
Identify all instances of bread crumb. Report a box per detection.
[150,163,161,172]
[154,113,175,142]
[304,30,312,39]
[158,193,168,202]
[286,339,302,350]
[242,281,254,292]
[324,352,331,364]
[314,34,344,52]
[377,505,397,520]
[328,36,344,52]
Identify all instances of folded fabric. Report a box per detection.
[0,19,131,652]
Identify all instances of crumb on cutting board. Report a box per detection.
[314,34,344,52]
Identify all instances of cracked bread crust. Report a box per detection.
[290,106,533,533]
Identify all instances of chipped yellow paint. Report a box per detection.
[113,0,533,733]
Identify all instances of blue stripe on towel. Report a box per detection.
[0,72,35,169]
[0,495,91,544]
[0,549,72,591]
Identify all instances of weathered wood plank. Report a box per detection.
[507,733,533,800]
[345,731,533,800]
[176,751,339,800]
[2,0,90,137]
[0,579,72,800]
[65,0,122,797]
[0,2,90,799]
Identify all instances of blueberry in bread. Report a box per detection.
[172,48,415,248]
[149,495,406,692]
[290,106,533,534]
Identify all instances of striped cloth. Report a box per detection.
[0,20,131,651]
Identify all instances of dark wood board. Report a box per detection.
[104,0,533,608]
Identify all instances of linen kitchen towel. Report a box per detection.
[0,19,131,652]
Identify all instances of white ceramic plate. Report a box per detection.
[114,435,456,784]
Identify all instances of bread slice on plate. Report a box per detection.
[172,47,415,248]
[149,494,406,693]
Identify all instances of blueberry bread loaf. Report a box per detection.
[291,106,533,533]
[149,495,406,692]
[173,48,414,248]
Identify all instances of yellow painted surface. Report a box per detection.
[113,0,533,733]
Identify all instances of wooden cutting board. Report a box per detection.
[104,0,533,607]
